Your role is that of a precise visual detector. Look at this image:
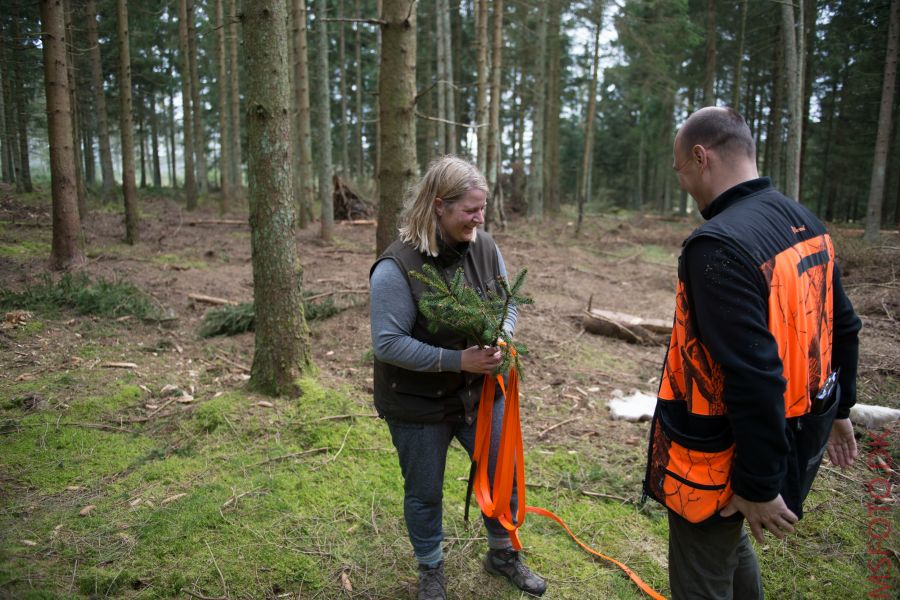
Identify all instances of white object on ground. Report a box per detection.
[608,389,657,422]
[850,403,900,429]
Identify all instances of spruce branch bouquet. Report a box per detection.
[409,264,533,375]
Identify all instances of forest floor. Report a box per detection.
[1,183,898,599]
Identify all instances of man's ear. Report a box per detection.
[692,144,707,168]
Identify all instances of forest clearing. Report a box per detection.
[1,186,898,599]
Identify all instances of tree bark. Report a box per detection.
[84,0,116,202]
[40,0,85,269]
[243,0,311,396]
[441,0,455,154]
[167,82,178,187]
[217,0,233,211]
[767,20,785,189]
[338,0,350,176]
[188,2,209,195]
[435,0,447,154]
[544,0,562,214]
[117,0,139,244]
[782,0,803,201]
[485,0,504,230]
[178,0,198,209]
[315,0,334,240]
[475,0,488,174]
[138,93,147,188]
[149,90,162,187]
[526,1,548,220]
[292,0,315,227]
[577,17,602,235]
[703,0,716,105]
[376,0,416,256]
[229,0,243,194]
[354,0,363,177]
[732,0,748,110]
[864,0,899,240]
[63,0,86,214]
[0,59,9,183]
[1,39,20,188]
[9,11,32,193]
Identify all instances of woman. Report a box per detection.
[369,156,546,599]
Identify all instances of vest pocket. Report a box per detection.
[645,403,735,524]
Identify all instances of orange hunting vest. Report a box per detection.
[644,192,836,523]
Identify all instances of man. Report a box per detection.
[643,107,861,599]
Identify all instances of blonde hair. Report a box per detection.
[398,155,489,256]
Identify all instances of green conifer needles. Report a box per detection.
[409,264,533,375]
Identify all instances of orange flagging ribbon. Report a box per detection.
[467,353,666,600]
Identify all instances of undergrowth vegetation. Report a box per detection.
[0,273,156,320]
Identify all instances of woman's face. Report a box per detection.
[435,188,487,244]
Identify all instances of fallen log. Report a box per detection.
[188,293,238,306]
[582,308,669,345]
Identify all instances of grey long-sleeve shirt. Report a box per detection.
[369,247,518,373]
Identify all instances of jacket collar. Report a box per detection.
[701,177,773,220]
[434,232,471,268]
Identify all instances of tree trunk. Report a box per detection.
[179,0,198,209]
[577,16,602,235]
[117,0,139,244]
[9,18,31,192]
[229,0,243,193]
[292,0,315,226]
[442,0,456,154]
[376,0,416,255]
[767,21,785,189]
[798,0,815,201]
[732,0,748,110]
[40,0,85,269]
[188,2,209,196]
[149,90,162,187]
[864,0,899,240]
[217,0,233,211]
[82,118,95,185]
[435,0,447,154]
[703,0,716,105]
[485,0,504,230]
[243,0,311,397]
[782,0,803,201]
[475,0,488,174]
[167,83,178,187]
[0,61,9,183]
[138,93,147,188]
[544,0,562,214]
[315,0,334,240]
[354,0,363,177]
[63,0,86,214]
[84,0,116,202]
[526,1,548,220]
[338,0,350,176]
[1,34,21,189]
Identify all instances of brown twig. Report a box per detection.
[537,417,579,439]
[314,413,379,422]
[188,293,238,306]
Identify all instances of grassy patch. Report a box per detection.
[0,373,886,599]
[199,295,352,337]
[0,240,51,258]
[0,273,156,319]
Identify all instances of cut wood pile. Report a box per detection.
[333,175,374,221]
[582,308,669,345]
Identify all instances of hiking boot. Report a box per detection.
[417,561,446,600]
[483,548,547,596]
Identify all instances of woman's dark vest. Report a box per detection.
[371,232,503,424]
[644,181,839,523]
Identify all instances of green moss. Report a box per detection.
[194,394,240,433]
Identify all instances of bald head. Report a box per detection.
[677,107,755,163]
